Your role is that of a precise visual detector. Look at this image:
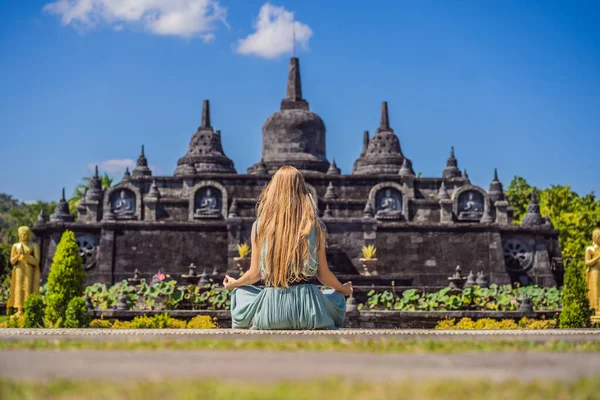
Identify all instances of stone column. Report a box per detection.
[439,199,454,224]
[494,200,510,225]
[226,216,243,274]
[97,225,117,284]
[532,235,554,286]
[362,216,377,246]
[402,175,416,199]
[144,197,159,222]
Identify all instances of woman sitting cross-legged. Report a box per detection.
[223,166,353,330]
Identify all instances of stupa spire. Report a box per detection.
[286,58,302,101]
[281,58,308,110]
[132,145,152,177]
[362,131,370,155]
[443,146,461,179]
[378,101,390,131]
[200,100,211,129]
[521,188,544,226]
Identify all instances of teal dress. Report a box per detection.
[230,222,346,330]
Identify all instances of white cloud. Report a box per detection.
[236,3,312,59]
[87,159,161,177]
[43,0,227,41]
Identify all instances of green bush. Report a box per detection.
[559,260,593,328]
[89,318,112,329]
[45,230,86,327]
[23,294,45,328]
[436,317,557,330]
[64,297,90,328]
[88,314,218,329]
[6,314,24,328]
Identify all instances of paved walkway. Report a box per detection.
[1,349,599,382]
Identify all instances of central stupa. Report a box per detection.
[249,57,329,175]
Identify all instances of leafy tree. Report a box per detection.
[4,201,56,244]
[506,177,600,260]
[45,230,86,327]
[559,260,592,328]
[504,176,534,222]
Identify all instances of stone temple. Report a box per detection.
[34,57,563,288]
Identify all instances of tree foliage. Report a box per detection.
[559,260,592,328]
[505,176,600,259]
[44,230,86,327]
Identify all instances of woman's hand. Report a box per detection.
[223,275,238,291]
[341,281,353,296]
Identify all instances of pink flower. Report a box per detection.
[156,273,165,281]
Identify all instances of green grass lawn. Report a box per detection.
[2,337,600,353]
[1,378,599,400]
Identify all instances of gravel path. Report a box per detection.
[1,350,599,382]
[1,328,600,340]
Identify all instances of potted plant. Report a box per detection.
[359,244,378,276]
[234,243,251,274]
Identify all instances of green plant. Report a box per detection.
[23,294,45,328]
[435,317,556,330]
[364,285,562,312]
[44,230,86,327]
[187,315,218,329]
[361,245,377,259]
[89,318,112,328]
[559,260,593,328]
[7,314,24,328]
[237,243,251,258]
[64,297,90,328]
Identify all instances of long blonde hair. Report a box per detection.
[256,166,323,287]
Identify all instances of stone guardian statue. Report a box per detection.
[7,226,41,316]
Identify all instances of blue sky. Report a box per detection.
[1,0,599,202]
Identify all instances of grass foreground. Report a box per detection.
[2,337,600,353]
[1,378,600,400]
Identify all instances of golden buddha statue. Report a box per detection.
[584,229,600,321]
[7,226,41,316]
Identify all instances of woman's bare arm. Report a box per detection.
[224,221,262,289]
[316,234,352,295]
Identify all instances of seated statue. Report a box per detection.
[194,188,221,219]
[113,190,135,218]
[376,189,402,220]
[459,192,483,220]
